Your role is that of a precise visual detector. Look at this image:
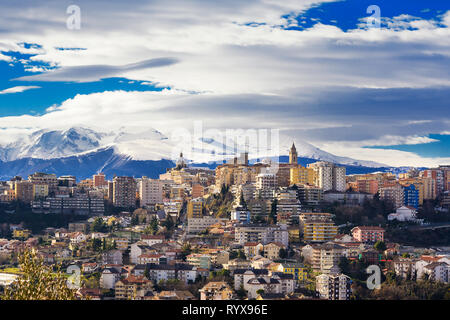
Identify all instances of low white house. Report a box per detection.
[100,268,121,289]
[388,206,423,223]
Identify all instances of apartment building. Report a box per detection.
[299,212,338,243]
[307,161,346,192]
[316,273,352,300]
[234,223,289,246]
[379,184,404,209]
[351,226,385,243]
[187,198,204,218]
[139,177,163,207]
[187,216,228,234]
[113,176,137,208]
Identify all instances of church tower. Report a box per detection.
[289,142,298,165]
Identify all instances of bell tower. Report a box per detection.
[289,142,298,165]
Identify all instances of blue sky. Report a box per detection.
[0,0,449,167]
[0,48,167,116]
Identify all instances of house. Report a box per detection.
[115,275,153,300]
[141,234,165,247]
[77,288,102,300]
[199,281,234,300]
[243,242,264,259]
[388,206,422,223]
[423,262,449,283]
[222,258,252,272]
[334,234,356,243]
[351,226,385,243]
[130,242,155,264]
[137,253,165,265]
[234,269,269,291]
[82,262,99,273]
[151,290,195,300]
[70,232,87,244]
[112,237,129,250]
[251,256,273,269]
[102,249,123,265]
[274,262,308,281]
[271,272,296,294]
[100,267,122,289]
[394,257,417,279]
[264,242,285,260]
[246,276,281,299]
[316,273,352,300]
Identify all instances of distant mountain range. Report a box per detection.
[0,127,404,180]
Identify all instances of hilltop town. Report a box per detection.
[0,144,449,300]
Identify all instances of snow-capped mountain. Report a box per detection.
[0,126,387,167]
[0,127,104,162]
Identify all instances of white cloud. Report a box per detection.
[0,1,449,167]
[0,86,40,94]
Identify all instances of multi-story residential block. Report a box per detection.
[255,173,277,199]
[93,173,107,187]
[394,257,417,279]
[231,206,251,223]
[421,168,445,196]
[14,181,34,203]
[115,275,153,300]
[274,262,308,282]
[307,161,346,192]
[356,179,379,194]
[351,226,385,243]
[191,183,205,198]
[311,242,345,273]
[234,223,289,247]
[323,191,374,205]
[33,184,49,199]
[139,177,163,207]
[276,187,301,224]
[113,176,137,208]
[199,281,234,300]
[403,184,419,209]
[28,172,58,189]
[187,198,204,218]
[296,184,323,205]
[186,253,212,269]
[379,184,404,208]
[102,249,123,265]
[299,212,337,243]
[187,216,228,234]
[316,273,352,300]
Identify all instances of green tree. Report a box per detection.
[269,199,278,224]
[236,285,247,300]
[2,250,77,300]
[91,217,107,233]
[374,241,386,252]
[279,248,288,259]
[91,238,102,252]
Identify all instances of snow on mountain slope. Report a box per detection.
[0,127,104,161]
[0,126,387,167]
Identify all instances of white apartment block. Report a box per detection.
[316,273,352,300]
[234,223,289,246]
[187,216,228,233]
[139,177,163,207]
[308,161,346,192]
